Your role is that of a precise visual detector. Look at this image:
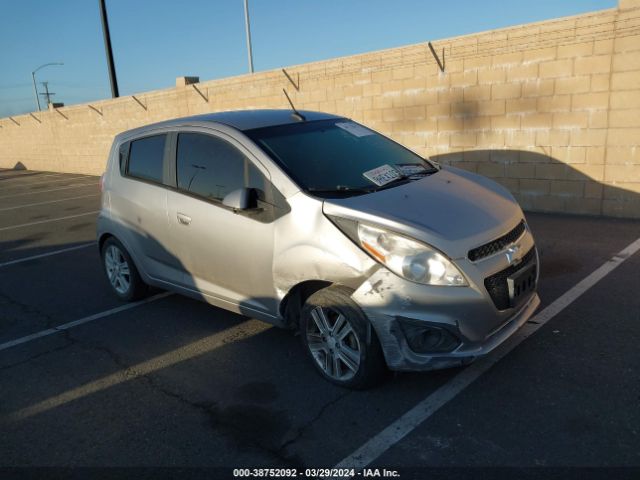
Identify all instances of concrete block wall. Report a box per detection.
[1,1,639,218]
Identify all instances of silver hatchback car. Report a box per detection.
[97,109,540,388]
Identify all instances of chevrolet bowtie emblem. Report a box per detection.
[505,244,522,265]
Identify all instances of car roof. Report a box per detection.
[118,109,345,139]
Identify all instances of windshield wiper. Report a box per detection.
[307,186,375,196]
[308,167,439,196]
[405,167,439,178]
[372,177,412,192]
[373,167,439,191]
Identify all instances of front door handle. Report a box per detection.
[177,212,192,225]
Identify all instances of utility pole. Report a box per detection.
[244,0,254,73]
[99,0,119,97]
[39,82,56,107]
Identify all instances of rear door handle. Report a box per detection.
[177,213,192,225]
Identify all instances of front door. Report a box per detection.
[166,130,279,317]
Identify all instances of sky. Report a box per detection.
[0,0,617,118]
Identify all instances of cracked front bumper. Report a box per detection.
[351,265,540,372]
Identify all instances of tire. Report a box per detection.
[300,285,387,389]
[101,237,148,301]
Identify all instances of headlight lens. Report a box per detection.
[357,223,467,286]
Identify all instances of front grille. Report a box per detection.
[468,220,526,262]
[484,247,536,310]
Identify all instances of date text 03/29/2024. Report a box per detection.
[232,468,400,477]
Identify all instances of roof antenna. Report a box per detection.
[282,88,306,121]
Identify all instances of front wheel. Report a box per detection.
[101,237,147,301]
[300,286,386,389]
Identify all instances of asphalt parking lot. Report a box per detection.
[0,167,639,478]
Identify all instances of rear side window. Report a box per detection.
[127,135,166,184]
[176,133,263,202]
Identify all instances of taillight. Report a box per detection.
[99,173,105,192]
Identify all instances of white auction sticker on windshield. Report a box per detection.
[335,122,374,137]
[397,164,427,176]
[363,164,402,186]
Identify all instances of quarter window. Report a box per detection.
[118,142,129,174]
[176,133,264,202]
[127,135,166,184]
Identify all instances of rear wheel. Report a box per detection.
[300,286,386,389]
[101,237,147,301]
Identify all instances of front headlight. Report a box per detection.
[356,223,467,286]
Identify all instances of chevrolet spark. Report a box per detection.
[97,110,540,389]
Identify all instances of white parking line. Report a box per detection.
[0,170,46,176]
[0,292,173,353]
[0,183,98,199]
[0,243,95,268]
[0,175,95,189]
[0,172,66,180]
[334,237,640,472]
[0,211,99,232]
[0,194,100,212]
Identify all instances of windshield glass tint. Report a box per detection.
[246,120,433,192]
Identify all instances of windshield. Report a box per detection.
[245,119,437,196]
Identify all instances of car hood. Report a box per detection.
[322,166,523,259]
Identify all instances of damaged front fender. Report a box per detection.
[272,192,377,299]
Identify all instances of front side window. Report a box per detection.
[176,133,263,202]
[127,135,166,184]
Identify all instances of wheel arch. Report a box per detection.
[279,280,333,329]
[97,232,148,282]
[98,232,114,252]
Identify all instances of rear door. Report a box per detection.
[166,129,280,316]
[109,133,183,284]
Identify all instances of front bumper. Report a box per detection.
[351,246,540,371]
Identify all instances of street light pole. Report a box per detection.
[244,0,254,73]
[31,72,40,112]
[31,62,63,112]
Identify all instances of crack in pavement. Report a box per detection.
[0,290,58,328]
[277,390,352,457]
[1,299,349,468]
[0,290,78,368]
[63,331,304,467]
[0,343,73,371]
[60,331,352,468]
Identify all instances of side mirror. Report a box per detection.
[222,188,259,210]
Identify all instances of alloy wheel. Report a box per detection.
[306,306,361,381]
[104,245,131,295]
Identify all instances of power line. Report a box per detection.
[0,83,32,90]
